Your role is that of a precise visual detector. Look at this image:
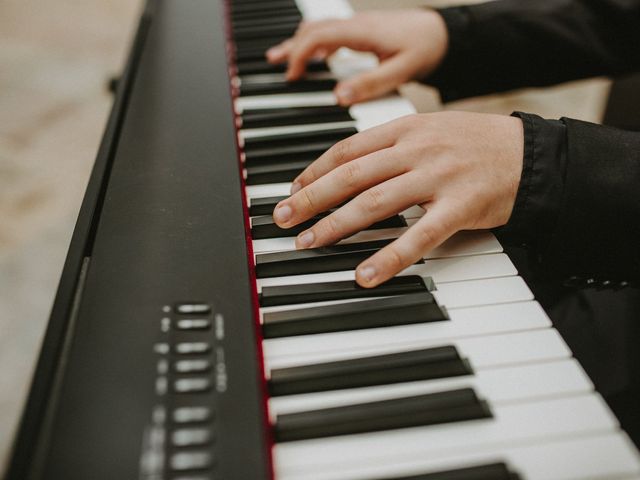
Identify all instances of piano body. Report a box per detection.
[7,0,640,479]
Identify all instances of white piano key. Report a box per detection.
[259,273,531,314]
[426,230,503,258]
[252,227,408,254]
[253,228,501,258]
[348,96,415,130]
[264,326,570,372]
[269,358,592,418]
[246,182,292,198]
[235,91,337,112]
[273,393,619,477]
[275,432,640,480]
[296,0,353,21]
[240,120,357,140]
[236,71,336,85]
[433,276,533,308]
[400,205,424,218]
[262,301,551,369]
[256,253,517,291]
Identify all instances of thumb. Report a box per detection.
[334,53,417,105]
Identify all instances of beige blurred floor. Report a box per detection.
[0,0,610,474]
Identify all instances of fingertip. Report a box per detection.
[285,65,303,81]
[273,203,292,225]
[266,47,283,63]
[295,229,315,249]
[335,84,356,106]
[290,181,302,194]
[355,264,379,288]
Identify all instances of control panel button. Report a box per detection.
[175,342,211,355]
[173,407,212,424]
[174,378,211,393]
[175,359,211,374]
[172,428,212,447]
[170,451,213,471]
[176,319,212,330]
[176,303,211,314]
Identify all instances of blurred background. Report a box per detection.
[0,0,611,474]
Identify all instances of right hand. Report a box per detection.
[266,9,449,105]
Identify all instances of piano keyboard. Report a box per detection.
[229,0,640,479]
[8,1,639,479]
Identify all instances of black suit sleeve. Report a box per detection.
[495,113,640,285]
[427,0,640,101]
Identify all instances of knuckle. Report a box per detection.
[298,163,317,185]
[299,187,317,212]
[362,187,385,214]
[417,224,440,248]
[385,244,406,271]
[296,172,312,187]
[291,35,318,60]
[341,161,361,189]
[319,214,342,240]
[331,139,351,166]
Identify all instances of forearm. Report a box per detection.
[496,113,640,285]
[428,0,640,101]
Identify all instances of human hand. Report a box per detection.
[272,112,524,287]
[266,9,448,105]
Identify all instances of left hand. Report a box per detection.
[272,111,524,287]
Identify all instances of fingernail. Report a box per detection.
[297,230,315,248]
[336,86,355,104]
[357,265,377,283]
[290,181,302,194]
[274,204,292,223]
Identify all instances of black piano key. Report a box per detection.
[269,346,471,396]
[377,463,517,480]
[243,126,356,150]
[262,292,447,338]
[231,14,302,29]
[239,78,338,96]
[249,195,289,216]
[234,47,273,63]
[233,24,298,41]
[244,140,335,165]
[251,237,391,278]
[273,388,492,442]
[231,8,302,25]
[240,105,350,128]
[255,237,423,278]
[251,213,405,239]
[235,35,292,53]
[236,60,328,76]
[249,196,348,217]
[246,159,313,185]
[259,275,429,307]
[230,0,297,14]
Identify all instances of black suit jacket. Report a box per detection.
[428,0,640,286]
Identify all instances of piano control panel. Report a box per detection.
[140,303,225,478]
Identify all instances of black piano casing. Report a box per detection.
[6,0,272,479]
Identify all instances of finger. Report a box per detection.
[294,173,429,249]
[292,117,408,193]
[355,202,461,287]
[266,39,294,63]
[335,52,420,105]
[285,22,375,80]
[274,146,405,228]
